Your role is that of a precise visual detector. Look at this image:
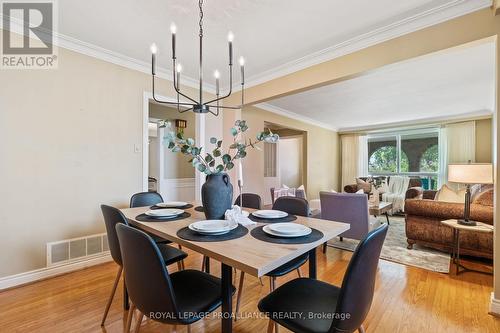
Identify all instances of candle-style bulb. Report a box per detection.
[176,63,182,73]
[239,56,245,66]
[227,31,234,42]
[170,23,177,34]
[150,43,158,54]
[214,70,220,79]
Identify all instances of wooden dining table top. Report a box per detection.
[120,204,350,277]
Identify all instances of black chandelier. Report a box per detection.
[150,0,245,116]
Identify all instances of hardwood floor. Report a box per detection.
[0,247,498,333]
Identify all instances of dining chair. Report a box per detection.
[319,191,381,253]
[272,196,309,216]
[258,224,388,333]
[129,191,174,245]
[130,191,163,208]
[234,196,310,329]
[116,223,235,333]
[234,193,262,209]
[100,205,188,326]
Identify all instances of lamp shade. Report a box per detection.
[448,163,493,184]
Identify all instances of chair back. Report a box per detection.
[116,224,179,321]
[330,224,388,333]
[320,191,370,240]
[272,196,309,217]
[234,193,262,209]
[130,191,164,208]
[101,204,129,266]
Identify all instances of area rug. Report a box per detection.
[328,216,451,273]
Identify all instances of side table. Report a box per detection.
[440,219,493,275]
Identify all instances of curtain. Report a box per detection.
[440,121,476,188]
[341,134,367,189]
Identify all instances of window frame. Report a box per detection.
[366,127,441,178]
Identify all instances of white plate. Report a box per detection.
[189,220,238,235]
[268,223,311,235]
[263,224,312,238]
[155,201,188,208]
[252,210,287,219]
[145,208,184,217]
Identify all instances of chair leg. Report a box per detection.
[358,324,365,333]
[267,319,274,333]
[124,303,136,333]
[269,277,278,333]
[124,278,129,310]
[177,261,182,271]
[340,236,343,242]
[134,312,144,333]
[235,271,245,321]
[296,268,302,278]
[322,242,327,253]
[259,277,264,286]
[101,266,123,326]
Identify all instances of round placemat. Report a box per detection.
[177,224,248,242]
[135,212,191,222]
[194,206,205,212]
[248,214,297,223]
[250,225,323,244]
[150,204,194,210]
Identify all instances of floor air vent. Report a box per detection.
[46,233,109,267]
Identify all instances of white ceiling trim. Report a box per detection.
[237,0,492,91]
[337,109,493,133]
[1,14,216,94]
[255,103,338,131]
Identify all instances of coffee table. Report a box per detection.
[369,202,392,225]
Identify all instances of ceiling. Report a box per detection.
[262,41,496,131]
[45,0,491,90]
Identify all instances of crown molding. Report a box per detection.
[1,14,216,94]
[337,109,493,133]
[236,0,492,91]
[255,103,338,131]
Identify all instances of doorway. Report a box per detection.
[142,92,205,202]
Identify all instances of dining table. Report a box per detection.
[120,203,350,333]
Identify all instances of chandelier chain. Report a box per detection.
[199,0,203,38]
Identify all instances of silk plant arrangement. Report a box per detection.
[161,120,279,175]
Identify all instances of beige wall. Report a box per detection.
[238,106,339,201]
[476,118,493,163]
[149,104,196,179]
[0,31,219,277]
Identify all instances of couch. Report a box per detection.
[405,187,493,259]
[344,176,422,194]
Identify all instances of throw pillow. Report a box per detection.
[297,184,307,200]
[356,178,371,193]
[435,184,466,203]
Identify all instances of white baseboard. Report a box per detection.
[0,254,112,290]
[489,293,500,316]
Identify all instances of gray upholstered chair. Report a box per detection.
[319,191,382,253]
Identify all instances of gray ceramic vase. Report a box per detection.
[201,173,233,220]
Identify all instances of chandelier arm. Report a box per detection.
[206,105,242,110]
[208,107,220,117]
[179,107,194,113]
[205,65,233,105]
[152,74,196,106]
[172,60,199,104]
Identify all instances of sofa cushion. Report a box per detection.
[435,184,466,203]
[473,189,494,207]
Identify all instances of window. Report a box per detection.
[367,129,439,190]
